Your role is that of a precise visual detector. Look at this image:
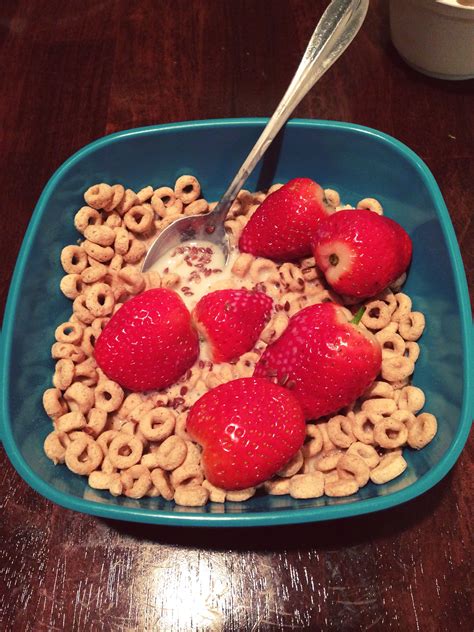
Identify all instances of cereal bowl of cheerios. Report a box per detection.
[1,119,472,526]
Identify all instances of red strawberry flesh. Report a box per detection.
[254,302,382,420]
[94,288,199,391]
[239,177,331,261]
[312,209,412,299]
[186,377,306,490]
[193,289,273,363]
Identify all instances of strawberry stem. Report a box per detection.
[329,254,339,266]
[350,307,366,325]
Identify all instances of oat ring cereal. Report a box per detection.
[44,430,71,464]
[314,450,343,473]
[174,175,201,204]
[139,407,176,442]
[94,379,124,413]
[55,411,86,433]
[277,450,304,477]
[392,293,412,322]
[83,240,115,263]
[370,453,408,484]
[104,184,126,212]
[407,413,438,449]
[88,470,120,491]
[174,483,209,507]
[51,342,86,364]
[84,224,116,247]
[361,299,392,329]
[185,199,209,216]
[43,176,438,507]
[337,453,370,487]
[151,187,176,217]
[352,411,381,445]
[231,252,254,278]
[84,183,113,209]
[373,418,409,449]
[85,282,115,317]
[327,415,355,448]
[121,464,152,499]
[61,245,88,274]
[347,442,380,469]
[118,266,146,295]
[124,205,154,234]
[96,430,120,455]
[399,312,425,341]
[65,435,103,475]
[376,330,406,358]
[60,274,85,299]
[81,263,108,284]
[53,358,75,391]
[325,478,359,497]
[86,408,108,437]
[381,356,415,382]
[356,197,383,215]
[154,435,188,471]
[74,206,103,233]
[170,463,204,488]
[362,397,397,417]
[108,434,143,469]
[150,468,175,500]
[72,295,96,324]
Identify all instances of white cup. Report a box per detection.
[389,0,474,80]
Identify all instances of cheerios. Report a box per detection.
[84,183,113,209]
[61,245,88,274]
[65,435,103,475]
[139,408,175,442]
[370,453,407,484]
[399,312,425,341]
[407,413,437,449]
[373,418,408,449]
[108,433,143,469]
[174,175,201,204]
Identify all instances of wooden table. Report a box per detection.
[1,1,472,630]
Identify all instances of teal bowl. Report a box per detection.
[1,119,472,526]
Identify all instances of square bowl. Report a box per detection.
[1,119,472,527]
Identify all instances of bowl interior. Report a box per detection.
[2,120,471,525]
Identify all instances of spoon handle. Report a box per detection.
[210,0,369,225]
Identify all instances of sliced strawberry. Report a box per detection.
[312,209,412,299]
[186,377,306,490]
[192,289,273,363]
[94,288,199,391]
[254,302,382,420]
[239,177,331,261]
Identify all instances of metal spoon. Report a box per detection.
[142,0,369,272]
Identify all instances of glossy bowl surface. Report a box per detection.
[1,119,472,526]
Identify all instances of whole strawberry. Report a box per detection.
[312,209,412,300]
[95,288,199,391]
[187,377,306,490]
[193,289,273,363]
[254,303,381,419]
[239,177,330,261]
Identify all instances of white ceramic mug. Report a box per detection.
[389,0,474,79]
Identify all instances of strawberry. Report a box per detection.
[239,177,331,261]
[312,209,412,300]
[254,303,381,420]
[192,289,273,363]
[186,377,306,490]
[94,288,199,391]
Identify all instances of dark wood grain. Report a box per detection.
[0,1,472,631]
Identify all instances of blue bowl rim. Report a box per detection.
[1,117,472,527]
